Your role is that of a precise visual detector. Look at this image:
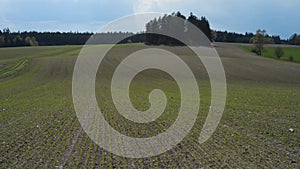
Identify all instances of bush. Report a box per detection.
[274,47,284,59]
[251,48,260,55]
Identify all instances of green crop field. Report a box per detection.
[240,45,300,62]
[1,43,300,168]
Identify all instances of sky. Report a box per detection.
[0,0,299,39]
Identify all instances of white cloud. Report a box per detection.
[133,0,180,13]
[134,0,159,13]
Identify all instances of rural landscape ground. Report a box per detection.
[240,44,300,63]
[0,43,300,168]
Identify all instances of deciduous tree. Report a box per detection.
[251,29,267,55]
[274,47,284,59]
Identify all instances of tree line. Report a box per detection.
[288,34,300,45]
[1,12,300,48]
[0,28,91,47]
[145,12,212,45]
[213,31,285,44]
[0,28,144,47]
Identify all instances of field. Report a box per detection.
[1,43,300,168]
[240,45,300,62]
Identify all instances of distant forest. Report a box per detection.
[144,12,212,45]
[1,12,300,48]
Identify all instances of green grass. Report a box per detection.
[0,44,300,168]
[240,45,300,62]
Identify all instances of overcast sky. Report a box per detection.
[0,0,299,39]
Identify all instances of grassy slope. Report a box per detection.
[240,45,300,62]
[0,43,300,168]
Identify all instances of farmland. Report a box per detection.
[1,43,300,168]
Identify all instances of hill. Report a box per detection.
[0,43,299,168]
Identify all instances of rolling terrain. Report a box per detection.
[0,43,300,168]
